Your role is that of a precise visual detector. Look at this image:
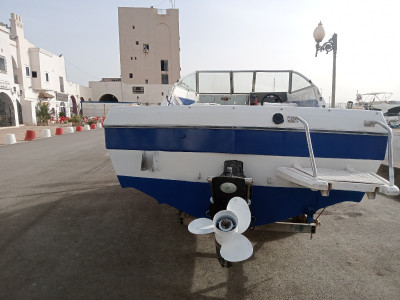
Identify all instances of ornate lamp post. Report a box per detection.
[313,22,337,108]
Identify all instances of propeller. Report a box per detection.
[188,197,253,262]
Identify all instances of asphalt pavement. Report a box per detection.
[0,128,399,299]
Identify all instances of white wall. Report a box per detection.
[89,81,123,101]
[0,23,21,126]
[3,13,93,125]
[90,80,171,105]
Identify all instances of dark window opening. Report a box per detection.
[132,25,135,29]
[25,66,30,76]
[136,41,139,45]
[143,44,149,52]
[99,94,119,102]
[32,71,37,78]
[0,56,6,72]
[135,57,137,60]
[59,76,64,93]
[132,87,144,94]
[161,60,168,71]
[131,57,133,60]
[161,74,169,84]
[45,73,49,82]
[129,73,133,78]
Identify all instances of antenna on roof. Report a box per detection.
[169,0,175,8]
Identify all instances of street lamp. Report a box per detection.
[313,22,337,108]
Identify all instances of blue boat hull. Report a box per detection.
[118,175,364,225]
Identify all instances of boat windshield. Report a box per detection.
[171,70,323,107]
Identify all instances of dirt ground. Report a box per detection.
[0,128,399,299]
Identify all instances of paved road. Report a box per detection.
[0,129,399,299]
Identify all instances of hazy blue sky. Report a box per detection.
[1,0,399,103]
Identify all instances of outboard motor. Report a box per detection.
[209,160,253,267]
[209,160,251,217]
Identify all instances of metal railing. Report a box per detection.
[364,120,395,187]
[288,116,318,179]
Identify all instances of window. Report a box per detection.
[198,72,230,93]
[143,44,149,52]
[161,60,168,71]
[233,72,253,93]
[132,25,135,29]
[45,73,49,82]
[0,55,6,73]
[291,72,311,92]
[161,74,169,84]
[145,79,148,84]
[129,73,133,78]
[130,57,133,60]
[134,57,137,60]
[136,41,139,45]
[32,71,38,78]
[59,76,64,93]
[255,72,289,93]
[132,86,144,94]
[25,66,30,76]
[177,73,196,92]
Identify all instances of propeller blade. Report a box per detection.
[220,232,253,262]
[188,218,214,234]
[227,197,251,233]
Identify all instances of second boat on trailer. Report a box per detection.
[104,70,399,266]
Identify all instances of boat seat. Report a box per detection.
[276,164,399,197]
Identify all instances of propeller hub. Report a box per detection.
[216,216,236,232]
[219,218,234,231]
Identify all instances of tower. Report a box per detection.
[118,7,180,86]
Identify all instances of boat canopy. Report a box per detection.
[167,70,325,107]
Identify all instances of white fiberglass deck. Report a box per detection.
[277,165,398,195]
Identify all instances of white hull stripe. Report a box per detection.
[108,150,382,188]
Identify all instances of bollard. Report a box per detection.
[4,133,17,145]
[55,128,64,135]
[42,129,51,138]
[65,127,74,133]
[83,125,91,131]
[25,130,36,141]
[97,122,102,128]
[76,126,83,132]
[90,123,96,129]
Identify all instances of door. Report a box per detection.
[0,92,16,127]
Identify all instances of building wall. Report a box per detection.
[28,48,67,94]
[89,7,180,106]
[89,80,123,102]
[118,7,180,85]
[89,79,170,105]
[0,13,93,125]
[120,83,169,105]
[0,22,21,126]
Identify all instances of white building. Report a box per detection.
[90,7,180,105]
[0,13,92,126]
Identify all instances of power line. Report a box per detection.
[63,56,99,81]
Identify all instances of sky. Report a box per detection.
[1,0,399,104]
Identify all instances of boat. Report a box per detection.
[349,92,400,127]
[352,91,394,112]
[104,70,399,265]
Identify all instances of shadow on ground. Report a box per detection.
[0,184,295,299]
